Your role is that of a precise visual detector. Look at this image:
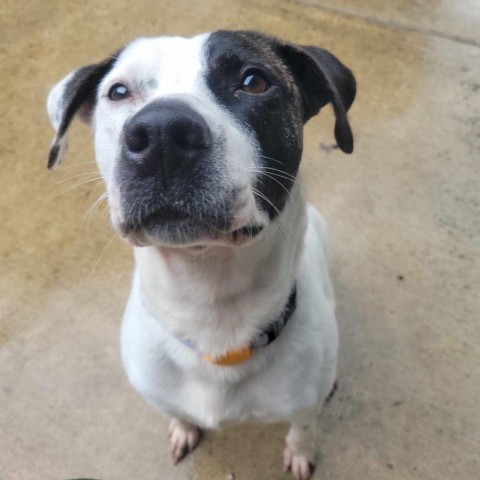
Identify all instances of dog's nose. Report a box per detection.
[123,99,211,181]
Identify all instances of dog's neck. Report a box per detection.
[133,185,307,356]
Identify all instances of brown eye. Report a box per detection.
[241,71,268,94]
[108,83,129,101]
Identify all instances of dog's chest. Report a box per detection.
[121,311,284,428]
[120,282,330,429]
[162,374,274,429]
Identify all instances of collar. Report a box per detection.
[182,283,297,367]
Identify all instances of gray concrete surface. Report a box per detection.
[1,0,479,479]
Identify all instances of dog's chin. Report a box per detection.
[118,219,265,250]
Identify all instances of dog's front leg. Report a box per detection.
[168,417,202,464]
[283,409,318,480]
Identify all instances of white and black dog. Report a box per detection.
[47,31,355,480]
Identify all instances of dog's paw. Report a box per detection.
[283,445,315,480]
[168,418,202,464]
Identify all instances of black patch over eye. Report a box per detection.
[240,71,269,94]
[108,83,129,101]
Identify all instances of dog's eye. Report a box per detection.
[108,83,130,101]
[241,71,269,94]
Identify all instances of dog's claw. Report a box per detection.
[283,445,315,480]
[168,419,202,464]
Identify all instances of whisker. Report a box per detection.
[258,154,285,166]
[90,232,117,275]
[251,187,280,217]
[242,167,296,180]
[84,191,108,222]
[85,179,106,199]
[252,171,294,203]
[251,187,289,244]
[101,201,111,220]
[54,177,103,200]
[250,166,302,183]
[255,165,296,175]
[60,161,98,170]
[231,165,304,189]
[242,168,304,188]
[55,172,101,185]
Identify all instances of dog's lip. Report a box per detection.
[229,225,264,240]
[118,204,265,247]
[119,219,264,248]
[142,207,190,225]
[120,207,191,234]
[122,208,263,235]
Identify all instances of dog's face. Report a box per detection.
[47,31,355,247]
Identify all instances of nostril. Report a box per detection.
[125,124,149,153]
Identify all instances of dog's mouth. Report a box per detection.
[118,207,264,248]
[229,225,264,242]
[140,206,191,226]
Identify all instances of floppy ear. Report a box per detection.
[277,43,356,153]
[46,53,120,170]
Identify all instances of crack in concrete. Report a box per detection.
[292,0,480,48]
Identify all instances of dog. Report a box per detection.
[47,30,355,480]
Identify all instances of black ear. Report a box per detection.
[46,52,121,170]
[277,43,356,153]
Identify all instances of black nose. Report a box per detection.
[123,99,211,182]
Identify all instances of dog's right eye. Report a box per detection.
[108,83,130,101]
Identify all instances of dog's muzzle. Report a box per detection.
[114,98,261,246]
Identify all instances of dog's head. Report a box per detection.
[47,31,355,247]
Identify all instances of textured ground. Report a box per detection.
[1,1,479,479]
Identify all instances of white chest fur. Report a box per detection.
[120,198,338,429]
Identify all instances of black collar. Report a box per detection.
[182,283,297,366]
[249,283,297,349]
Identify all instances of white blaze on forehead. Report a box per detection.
[106,33,210,96]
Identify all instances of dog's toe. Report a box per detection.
[169,418,202,464]
[283,445,315,480]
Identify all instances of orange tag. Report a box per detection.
[204,346,253,366]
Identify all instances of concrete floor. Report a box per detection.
[1,0,479,479]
